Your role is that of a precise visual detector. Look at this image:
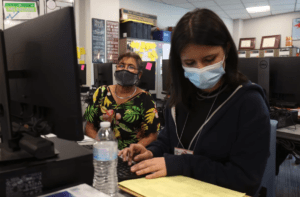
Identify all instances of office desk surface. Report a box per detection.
[277,124,300,141]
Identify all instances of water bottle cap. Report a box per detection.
[100,121,111,128]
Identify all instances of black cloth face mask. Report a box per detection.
[114,70,139,87]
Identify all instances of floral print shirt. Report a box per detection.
[84,85,161,150]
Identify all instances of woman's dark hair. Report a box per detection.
[168,8,248,108]
[118,52,143,74]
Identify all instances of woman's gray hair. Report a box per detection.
[118,52,143,74]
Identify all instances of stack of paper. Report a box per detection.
[119,176,247,197]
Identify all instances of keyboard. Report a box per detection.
[81,145,145,182]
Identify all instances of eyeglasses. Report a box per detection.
[116,63,137,72]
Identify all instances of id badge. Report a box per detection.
[174,147,194,155]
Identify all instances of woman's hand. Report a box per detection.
[131,157,167,179]
[118,144,153,165]
[102,109,114,123]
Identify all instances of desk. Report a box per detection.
[277,124,300,164]
[277,124,300,142]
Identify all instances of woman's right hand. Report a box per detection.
[118,144,153,166]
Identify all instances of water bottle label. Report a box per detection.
[93,147,118,161]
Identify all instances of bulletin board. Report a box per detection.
[127,40,158,61]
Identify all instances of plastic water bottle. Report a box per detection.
[93,121,118,196]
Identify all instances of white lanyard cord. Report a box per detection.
[177,113,189,149]
[176,83,223,151]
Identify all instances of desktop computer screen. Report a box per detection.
[93,63,113,87]
[0,29,12,151]
[269,57,300,105]
[138,61,156,91]
[237,58,259,84]
[3,7,83,145]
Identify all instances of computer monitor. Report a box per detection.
[78,64,86,85]
[0,30,13,151]
[269,57,300,105]
[237,58,270,100]
[237,58,259,84]
[1,7,83,161]
[138,61,156,91]
[93,63,113,87]
[162,60,169,92]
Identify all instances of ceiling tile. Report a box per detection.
[151,0,163,2]
[227,13,250,17]
[187,0,206,2]
[271,4,295,10]
[241,0,268,3]
[269,0,295,6]
[162,0,188,4]
[249,11,271,17]
[175,3,196,9]
[192,1,219,7]
[220,4,245,10]
[272,10,294,14]
[244,2,269,8]
[213,10,228,16]
[225,9,249,15]
[205,6,223,12]
[214,0,243,6]
[269,0,295,2]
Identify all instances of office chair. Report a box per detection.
[255,119,278,197]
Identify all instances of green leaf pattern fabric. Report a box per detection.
[84,85,161,150]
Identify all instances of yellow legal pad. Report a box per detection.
[119,176,247,197]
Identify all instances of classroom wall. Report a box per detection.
[85,0,120,86]
[119,0,233,36]
[241,12,300,49]
[233,19,243,49]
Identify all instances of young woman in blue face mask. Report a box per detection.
[84,52,161,150]
[119,9,270,196]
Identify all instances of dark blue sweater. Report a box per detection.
[147,82,270,196]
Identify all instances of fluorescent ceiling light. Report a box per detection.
[246,6,270,13]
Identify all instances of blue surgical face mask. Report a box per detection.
[182,56,226,90]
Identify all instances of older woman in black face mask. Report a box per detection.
[84,52,161,150]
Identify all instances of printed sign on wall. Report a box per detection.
[106,21,119,64]
[92,18,105,63]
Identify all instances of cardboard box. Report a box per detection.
[120,8,157,26]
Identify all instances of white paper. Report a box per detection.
[38,184,110,197]
[3,1,38,20]
[250,52,259,58]
[279,51,290,56]
[241,40,251,48]
[238,54,246,58]
[163,43,171,60]
[263,37,276,48]
[41,133,57,138]
[77,135,96,145]
[264,52,274,57]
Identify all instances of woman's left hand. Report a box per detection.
[130,157,167,179]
